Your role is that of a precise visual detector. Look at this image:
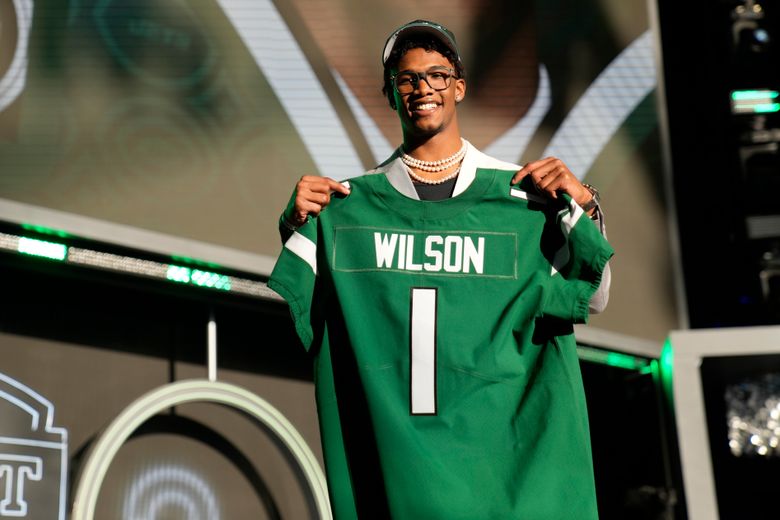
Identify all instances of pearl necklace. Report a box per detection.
[401,139,467,173]
[406,166,461,185]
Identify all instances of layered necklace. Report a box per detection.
[406,166,460,185]
[401,139,467,185]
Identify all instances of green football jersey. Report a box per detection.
[269,143,614,519]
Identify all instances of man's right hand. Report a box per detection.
[286,175,351,228]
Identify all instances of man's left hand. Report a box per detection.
[512,157,593,210]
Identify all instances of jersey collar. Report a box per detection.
[380,139,480,200]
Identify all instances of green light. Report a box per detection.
[731,89,779,101]
[192,269,231,291]
[660,339,673,378]
[17,237,67,261]
[171,255,221,269]
[21,223,70,238]
[659,339,674,406]
[731,90,780,114]
[577,345,650,371]
[606,351,648,370]
[753,103,780,113]
[640,361,656,376]
[166,265,191,283]
[734,102,780,113]
[166,266,232,291]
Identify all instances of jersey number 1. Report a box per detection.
[410,288,437,415]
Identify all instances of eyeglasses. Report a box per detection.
[391,68,457,94]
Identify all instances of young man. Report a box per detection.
[269,20,613,519]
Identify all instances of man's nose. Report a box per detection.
[414,74,435,93]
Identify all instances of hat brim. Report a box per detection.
[382,22,460,66]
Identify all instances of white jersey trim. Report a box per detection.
[369,141,523,200]
[550,200,585,276]
[510,188,548,204]
[561,198,585,234]
[285,231,317,275]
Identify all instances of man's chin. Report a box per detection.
[407,121,444,138]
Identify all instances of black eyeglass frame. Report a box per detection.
[390,67,459,94]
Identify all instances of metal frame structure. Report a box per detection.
[670,325,780,520]
[70,379,332,520]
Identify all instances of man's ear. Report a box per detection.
[455,78,466,103]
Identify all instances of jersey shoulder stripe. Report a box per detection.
[510,187,548,204]
[284,231,317,274]
[470,147,521,172]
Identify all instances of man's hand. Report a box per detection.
[286,175,351,227]
[512,157,593,211]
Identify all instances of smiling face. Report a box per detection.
[392,47,466,145]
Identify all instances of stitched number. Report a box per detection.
[410,288,437,415]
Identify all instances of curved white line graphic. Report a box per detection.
[216,0,365,180]
[0,390,39,430]
[0,372,68,520]
[543,30,656,179]
[0,0,34,112]
[147,490,202,520]
[332,70,394,166]
[123,465,220,520]
[0,372,67,438]
[71,379,331,520]
[484,65,551,163]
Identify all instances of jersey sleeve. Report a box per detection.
[278,189,299,244]
[267,216,321,351]
[541,196,614,323]
[587,207,611,313]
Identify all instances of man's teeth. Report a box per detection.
[415,103,437,110]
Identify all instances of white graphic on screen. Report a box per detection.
[0,372,68,520]
[0,455,41,517]
[0,0,33,112]
[542,31,656,179]
[216,0,364,180]
[123,464,220,520]
[332,69,395,165]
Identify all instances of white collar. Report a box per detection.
[380,139,479,200]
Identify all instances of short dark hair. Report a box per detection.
[381,36,466,110]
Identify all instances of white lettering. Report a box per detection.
[405,235,423,271]
[424,236,443,271]
[374,233,398,268]
[397,233,406,269]
[443,236,463,273]
[374,233,486,274]
[0,455,42,516]
[463,237,485,274]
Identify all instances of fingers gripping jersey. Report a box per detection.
[269,149,613,520]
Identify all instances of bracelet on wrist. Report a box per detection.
[580,183,601,213]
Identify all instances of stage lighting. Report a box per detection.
[726,373,780,457]
[730,89,780,114]
[732,1,771,54]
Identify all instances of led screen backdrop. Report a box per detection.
[0,0,676,339]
